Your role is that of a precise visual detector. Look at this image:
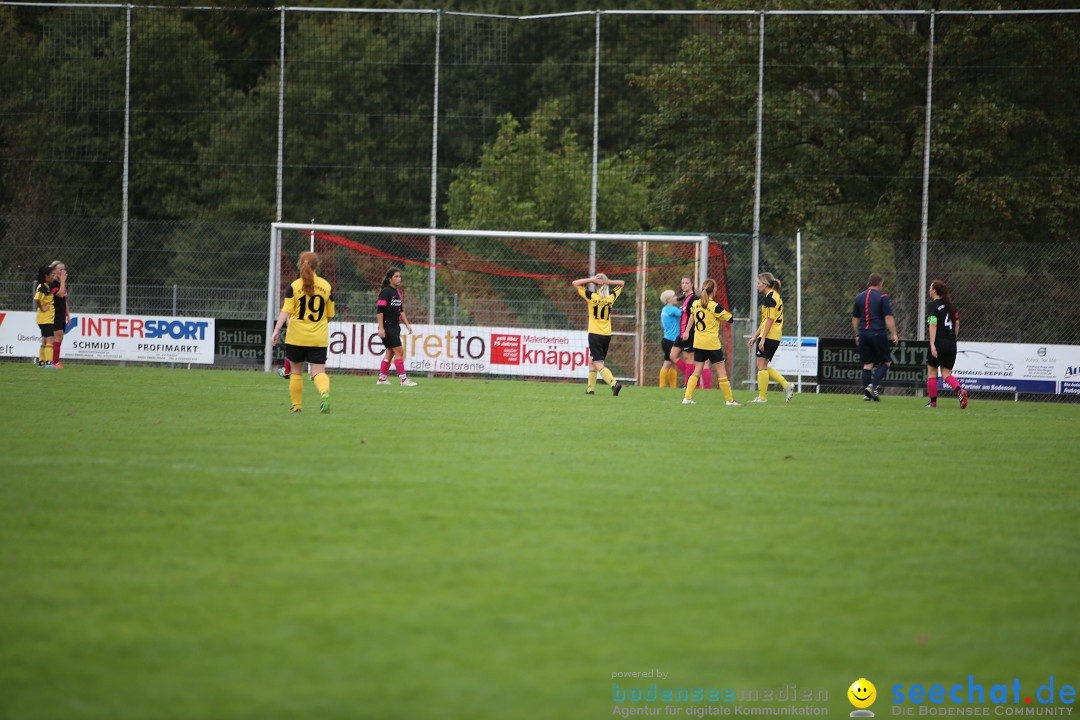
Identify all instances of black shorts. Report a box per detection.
[285,343,328,365]
[382,326,402,350]
[52,319,67,334]
[588,333,611,362]
[694,347,725,364]
[677,329,696,351]
[38,323,53,338]
[928,339,957,369]
[858,332,891,365]
[755,338,781,361]
[661,338,677,360]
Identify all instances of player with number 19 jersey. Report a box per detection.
[281,275,335,347]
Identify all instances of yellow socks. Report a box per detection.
[757,370,769,400]
[667,368,678,387]
[587,370,597,392]
[313,372,330,396]
[719,377,734,403]
[768,367,789,389]
[289,373,303,410]
[684,374,699,401]
[659,368,668,387]
[599,367,616,386]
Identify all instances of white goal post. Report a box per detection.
[266,223,714,384]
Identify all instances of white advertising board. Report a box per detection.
[327,322,591,379]
[771,336,819,377]
[953,341,1080,395]
[0,311,215,364]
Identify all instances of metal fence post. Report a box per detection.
[917,10,936,341]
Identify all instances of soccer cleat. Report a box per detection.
[290,407,301,413]
[868,385,881,402]
[924,401,937,408]
[320,392,331,414]
[400,379,418,387]
[749,397,767,403]
[612,382,623,396]
[277,366,288,379]
[958,388,969,410]
[725,400,743,407]
[864,384,874,401]
[53,361,64,369]
[785,384,794,402]
[585,389,595,395]
[376,378,390,385]
[863,395,873,402]
[682,398,695,404]
[40,362,54,369]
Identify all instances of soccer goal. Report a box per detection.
[266,223,731,385]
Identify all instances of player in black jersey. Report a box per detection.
[925,279,968,409]
[48,261,69,368]
[376,267,416,386]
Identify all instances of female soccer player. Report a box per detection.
[747,272,793,403]
[33,266,56,368]
[48,260,69,368]
[376,267,416,386]
[270,251,335,413]
[658,289,682,387]
[571,273,625,395]
[925,279,968,410]
[682,278,740,406]
[670,275,711,390]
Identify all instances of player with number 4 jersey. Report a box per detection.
[271,251,335,413]
[572,273,625,396]
[925,278,968,410]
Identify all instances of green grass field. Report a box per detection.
[2,364,1078,720]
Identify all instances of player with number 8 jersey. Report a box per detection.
[271,251,335,413]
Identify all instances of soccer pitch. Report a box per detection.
[2,364,1078,720]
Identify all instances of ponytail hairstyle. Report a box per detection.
[699,278,717,309]
[36,265,51,288]
[298,251,318,297]
[382,267,402,289]
[930,278,955,318]
[758,272,781,292]
[595,272,610,299]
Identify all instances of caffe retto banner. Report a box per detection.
[326,322,592,379]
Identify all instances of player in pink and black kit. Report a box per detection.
[925,278,968,410]
[669,275,712,390]
[376,267,416,386]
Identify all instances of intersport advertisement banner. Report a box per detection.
[326,321,591,379]
[0,311,215,364]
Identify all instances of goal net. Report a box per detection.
[266,224,732,385]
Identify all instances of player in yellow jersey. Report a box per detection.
[271,251,335,413]
[33,266,57,369]
[682,278,741,406]
[747,272,793,403]
[571,273,625,396]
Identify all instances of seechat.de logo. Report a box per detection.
[849,678,877,718]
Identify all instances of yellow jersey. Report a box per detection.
[757,289,784,341]
[578,284,622,336]
[281,275,335,347]
[688,298,732,351]
[34,282,55,325]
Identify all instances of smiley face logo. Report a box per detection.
[848,678,877,710]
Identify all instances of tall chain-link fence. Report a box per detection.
[2,5,1079,396]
